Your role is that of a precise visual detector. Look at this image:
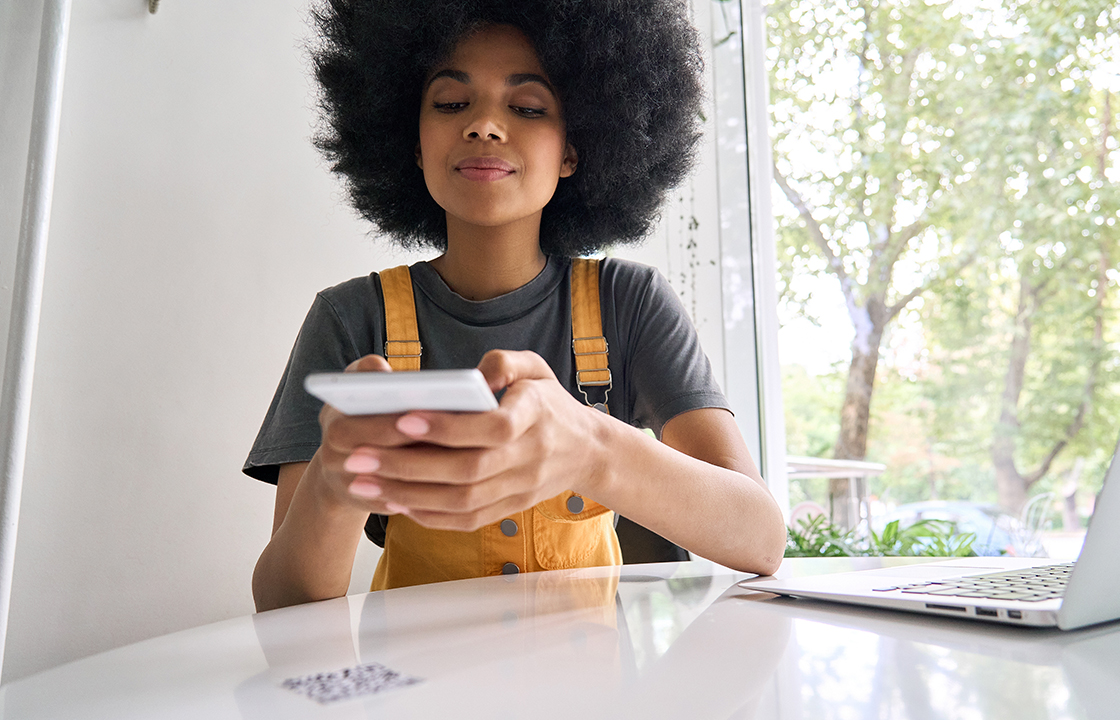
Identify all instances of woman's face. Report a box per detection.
[417,24,577,235]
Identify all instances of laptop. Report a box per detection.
[743,434,1120,630]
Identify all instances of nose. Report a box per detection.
[463,102,505,142]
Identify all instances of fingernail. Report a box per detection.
[385,502,409,515]
[349,480,382,499]
[344,451,380,474]
[397,415,430,436]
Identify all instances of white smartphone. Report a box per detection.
[303,368,498,416]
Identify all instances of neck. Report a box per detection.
[430,215,548,301]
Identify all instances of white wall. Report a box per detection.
[0,0,731,683]
[1,0,412,683]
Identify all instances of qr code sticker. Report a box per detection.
[281,662,423,705]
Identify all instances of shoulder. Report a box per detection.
[598,256,659,284]
[316,273,380,310]
[597,257,661,298]
[597,257,676,310]
[308,273,386,327]
[293,274,386,356]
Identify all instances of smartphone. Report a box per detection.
[303,368,498,416]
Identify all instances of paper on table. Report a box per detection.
[281,662,423,704]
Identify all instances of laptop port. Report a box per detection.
[1008,610,1023,619]
[925,603,967,612]
[975,607,998,617]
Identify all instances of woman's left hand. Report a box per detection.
[359,349,609,530]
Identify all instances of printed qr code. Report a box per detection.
[282,662,423,704]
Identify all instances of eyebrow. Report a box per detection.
[424,69,555,95]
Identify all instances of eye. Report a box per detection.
[433,101,468,113]
[511,106,547,117]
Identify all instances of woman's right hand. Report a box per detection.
[310,354,414,516]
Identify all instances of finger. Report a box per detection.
[360,474,503,512]
[372,442,517,485]
[393,367,567,449]
[393,402,536,451]
[346,476,409,516]
[380,484,537,532]
[321,414,418,455]
[406,493,538,532]
[347,476,383,500]
[476,349,556,393]
[342,447,381,475]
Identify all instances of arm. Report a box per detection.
[605,407,786,574]
[252,355,408,612]
[252,458,369,612]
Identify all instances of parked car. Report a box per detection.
[871,501,1048,557]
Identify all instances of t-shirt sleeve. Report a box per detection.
[242,292,364,483]
[615,263,730,438]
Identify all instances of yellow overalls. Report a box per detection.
[370,258,623,590]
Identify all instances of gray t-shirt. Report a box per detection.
[243,256,729,507]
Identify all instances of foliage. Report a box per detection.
[785,514,858,557]
[869,518,976,557]
[770,0,1120,513]
[785,514,977,558]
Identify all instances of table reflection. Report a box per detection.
[237,564,791,718]
[5,560,1117,719]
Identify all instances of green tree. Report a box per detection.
[769,0,1120,514]
[914,0,1120,513]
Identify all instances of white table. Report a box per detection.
[2,558,1118,718]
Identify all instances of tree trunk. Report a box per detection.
[829,310,886,528]
[1062,459,1084,531]
[835,324,886,460]
[992,250,1106,515]
[992,277,1034,514]
[993,450,1029,515]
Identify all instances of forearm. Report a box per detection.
[583,415,786,575]
[252,456,370,612]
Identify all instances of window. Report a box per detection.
[615,0,787,510]
[756,0,1120,546]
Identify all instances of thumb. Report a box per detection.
[345,354,393,373]
[476,349,556,393]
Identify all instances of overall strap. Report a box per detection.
[570,258,611,411]
[379,260,608,398]
[379,265,421,371]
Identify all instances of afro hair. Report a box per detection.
[312,0,705,256]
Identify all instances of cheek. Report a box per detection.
[416,120,443,169]
[416,134,444,189]
[541,141,570,180]
[542,127,569,171]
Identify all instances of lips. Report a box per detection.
[455,156,515,182]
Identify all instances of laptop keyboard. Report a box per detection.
[875,562,1074,602]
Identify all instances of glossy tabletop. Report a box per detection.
[3,558,1118,719]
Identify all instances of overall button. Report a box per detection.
[501,562,520,575]
[500,519,518,537]
[566,495,585,514]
